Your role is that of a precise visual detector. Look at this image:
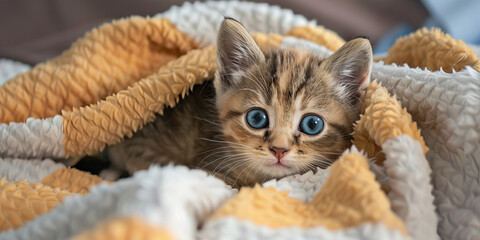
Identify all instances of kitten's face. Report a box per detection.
[214,18,372,180]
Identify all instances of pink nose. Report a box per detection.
[269,147,290,160]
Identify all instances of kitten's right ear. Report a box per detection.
[216,18,265,87]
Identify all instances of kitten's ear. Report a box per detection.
[216,18,265,87]
[321,38,373,99]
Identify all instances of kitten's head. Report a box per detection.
[214,18,372,181]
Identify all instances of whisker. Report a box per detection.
[192,116,222,126]
[201,153,250,170]
[305,162,318,172]
[221,155,249,171]
[199,138,254,149]
[198,149,237,166]
[213,155,251,174]
[244,161,262,182]
[195,144,251,157]
[262,171,271,184]
[252,162,264,183]
[308,154,335,168]
[233,161,255,186]
[309,150,344,155]
[224,160,251,181]
[295,162,308,175]
[211,154,250,173]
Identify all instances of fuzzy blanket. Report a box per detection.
[1,1,480,240]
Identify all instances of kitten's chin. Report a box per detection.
[259,159,298,178]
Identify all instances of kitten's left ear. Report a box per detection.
[321,38,373,98]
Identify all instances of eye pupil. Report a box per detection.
[253,113,263,123]
[246,109,269,129]
[299,115,324,135]
[308,118,318,129]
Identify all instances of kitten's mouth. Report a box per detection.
[265,161,291,169]
[257,158,300,178]
[262,160,296,178]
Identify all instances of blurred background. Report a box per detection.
[1,0,478,65]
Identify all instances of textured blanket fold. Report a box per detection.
[1,1,479,240]
[0,17,197,124]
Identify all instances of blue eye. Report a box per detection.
[299,115,324,135]
[246,109,269,129]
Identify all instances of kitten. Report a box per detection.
[106,18,373,187]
